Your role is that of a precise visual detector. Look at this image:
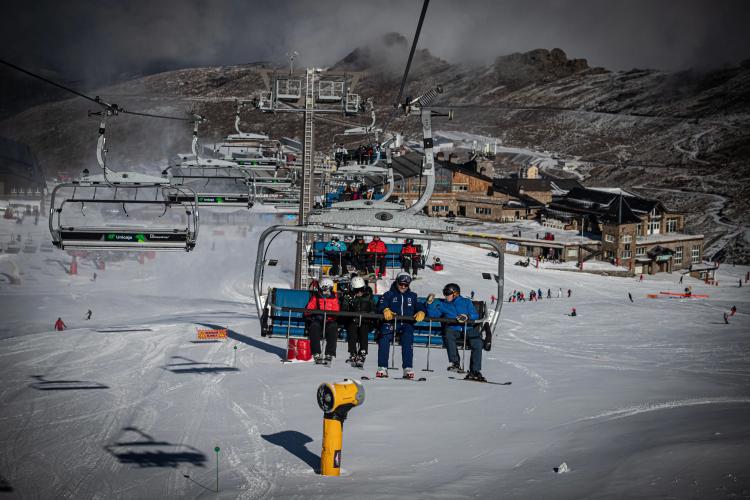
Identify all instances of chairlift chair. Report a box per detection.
[49,181,199,251]
[254,225,504,345]
[47,113,200,252]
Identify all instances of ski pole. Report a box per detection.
[283,309,292,363]
[461,322,468,373]
[423,320,434,372]
[389,317,397,369]
[323,311,328,356]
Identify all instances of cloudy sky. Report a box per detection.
[2,0,750,85]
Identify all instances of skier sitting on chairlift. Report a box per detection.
[400,239,420,278]
[304,277,340,364]
[366,236,387,278]
[340,276,375,367]
[324,236,348,276]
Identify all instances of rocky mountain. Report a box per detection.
[1,35,748,261]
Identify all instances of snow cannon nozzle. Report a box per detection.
[316,378,364,421]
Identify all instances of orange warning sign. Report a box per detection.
[197,328,228,340]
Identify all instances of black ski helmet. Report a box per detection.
[442,283,460,296]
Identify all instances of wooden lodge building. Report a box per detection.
[543,187,704,274]
[382,152,704,276]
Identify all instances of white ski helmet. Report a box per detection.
[351,276,366,290]
[395,272,412,285]
[320,277,335,292]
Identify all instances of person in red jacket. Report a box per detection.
[366,236,387,277]
[304,277,340,364]
[400,238,420,277]
[54,317,67,331]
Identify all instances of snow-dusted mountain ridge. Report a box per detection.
[1,38,748,260]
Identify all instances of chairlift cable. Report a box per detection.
[0,58,191,122]
[381,0,430,134]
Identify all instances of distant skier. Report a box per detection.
[567,289,572,298]
[92,272,97,282]
[569,308,577,317]
[470,290,475,300]
[54,318,67,331]
[639,274,644,282]
[537,288,543,300]
[739,279,743,288]
[558,288,562,299]
[679,275,684,284]
[547,289,551,299]
[628,292,633,303]
[490,295,496,305]
[85,309,92,320]
[731,305,737,316]
[724,312,729,324]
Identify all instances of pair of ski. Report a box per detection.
[361,375,427,382]
[360,375,511,385]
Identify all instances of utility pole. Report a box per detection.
[257,66,363,289]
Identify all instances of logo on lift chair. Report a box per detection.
[374,212,393,221]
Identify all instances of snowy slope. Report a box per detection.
[1,212,749,498]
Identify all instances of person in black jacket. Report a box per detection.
[340,276,375,366]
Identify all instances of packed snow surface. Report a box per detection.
[1,212,749,499]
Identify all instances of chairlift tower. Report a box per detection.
[257,66,363,289]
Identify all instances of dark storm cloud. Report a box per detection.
[2,0,749,86]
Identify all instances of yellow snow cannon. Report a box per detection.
[316,378,365,476]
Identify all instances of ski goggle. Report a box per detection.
[396,276,412,286]
[443,288,456,296]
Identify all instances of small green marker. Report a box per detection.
[214,446,220,492]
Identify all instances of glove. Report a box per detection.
[414,311,426,322]
[383,308,395,321]
[456,314,469,323]
[426,293,435,304]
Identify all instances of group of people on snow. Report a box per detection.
[508,287,571,302]
[303,272,489,381]
[323,236,422,279]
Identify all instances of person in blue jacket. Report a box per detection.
[426,282,484,381]
[324,236,348,276]
[375,272,426,379]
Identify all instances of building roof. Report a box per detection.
[549,178,583,195]
[600,195,642,225]
[563,187,662,215]
[437,159,494,183]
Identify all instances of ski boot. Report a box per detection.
[447,362,465,374]
[324,354,334,365]
[356,351,367,368]
[314,354,324,365]
[376,367,388,378]
[346,353,358,365]
[403,367,415,379]
[465,371,487,382]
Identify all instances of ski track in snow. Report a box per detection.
[571,397,750,425]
